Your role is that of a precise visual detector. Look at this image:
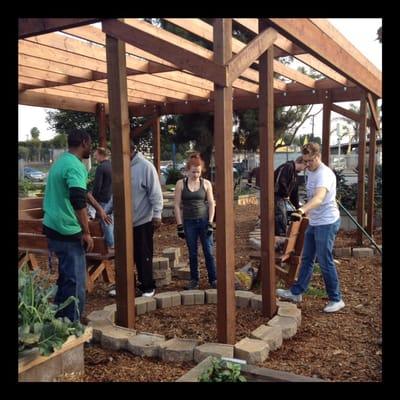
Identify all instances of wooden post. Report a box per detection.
[213,18,236,344]
[322,92,331,166]
[153,115,161,175]
[104,25,136,328]
[96,103,107,149]
[366,97,378,236]
[356,93,367,245]
[259,19,276,318]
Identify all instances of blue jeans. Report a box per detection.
[291,218,342,302]
[47,238,86,322]
[183,218,217,283]
[99,199,114,248]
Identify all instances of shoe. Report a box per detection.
[210,280,217,289]
[276,288,302,303]
[109,289,116,297]
[323,300,345,313]
[184,280,199,290]
[142,289,155,298]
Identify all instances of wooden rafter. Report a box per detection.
[19,18,100,39]
[366,93,380,130]
[266,18,382,97]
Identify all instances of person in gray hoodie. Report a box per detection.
[130,141,163,297]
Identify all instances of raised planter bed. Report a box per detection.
[18,327,92,382]
[237,194,258,206]
[177,355,325,382]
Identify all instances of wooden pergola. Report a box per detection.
[19,18,382,344]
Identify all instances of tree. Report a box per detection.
[376,26,382,43]
[30,127,40,140]
[51,133,68,149]
[18,145,29,160]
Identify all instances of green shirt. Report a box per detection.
[43,152,88,235]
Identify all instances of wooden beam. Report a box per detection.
[331,103,360,123]
[258,20,277,319]
[19,18,100,39]
[266,19,382,98]
[105,27,136,328]
[322,91,331,166]
[96,103,107,148]
[102,19,227,86]
[366,97,378,236]
[153,116,161,175]
[366,93,380,130]
[227,28,277,85]
[356,94,368,245]
[213,19,236,345]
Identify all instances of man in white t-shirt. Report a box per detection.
[276,143,345,313]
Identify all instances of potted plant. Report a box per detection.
[18,265,92,381]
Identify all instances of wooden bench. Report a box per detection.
[250,217,309,287]
[18,197,115,293]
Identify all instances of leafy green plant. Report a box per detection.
[166,168,183,185]
[305,285,326,298]
[18,265,84,356]
[198,357,246,382]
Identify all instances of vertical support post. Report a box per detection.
[366,97,378,236]
[104,23,135,328]
[153,115,161,175]
[357,93,368,245]
[213,18,236,344]
[322,92,331,166]
[96,102,107,149]
[259,19,276,318]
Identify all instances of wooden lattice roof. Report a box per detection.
[18,18,382,117]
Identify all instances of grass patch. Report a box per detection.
[305,286,326,298]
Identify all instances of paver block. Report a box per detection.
[194,343,234,363]
[162,247,181,262]
[153,291,180,308]
[135,297,157,315]
[235,290,254,308]
[180,290,205,305]
[159,338,199,362]
[86,309,114,323]
[175,267,191,280]
[250,294,263,311]
[276,300,297,309]
[153,268,171,279]
[267,315,297,339]
[126,332,166,358]
[205,289,217,304]
[87,319,113,342]
[333,247,352,257]
[352,247,374,258]
[234,337,269,364]
[250,324,283,351]
[155,276,172,288]
[100,325,136,351]
[278,306,301,326]
[153,257,170,271]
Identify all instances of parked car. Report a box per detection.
[24,167,46,182]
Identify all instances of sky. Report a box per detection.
[18,18,382,143]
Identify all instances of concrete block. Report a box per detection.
[267,315,297,339]
[250,324,283,351]
[333,247,352,257]
[126,333,166,358]
[352,247,374,258]
[100,325,136,351]
[154,292,173,308]
[205,289,217,304]
[194,343,234,363]
[278,306,301,326]
[235,290,254,308]
[175,267,191,280]
[153,257,170,271]
[162,247,181,262]
[135,297,157,315]
[153,268,171,279]
[159,338,199,362]
[250,294,263,311]
[234,337,269,364]
[180,291,194,305]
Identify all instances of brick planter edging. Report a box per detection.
[87,290,301,365]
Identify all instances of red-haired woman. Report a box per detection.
[174,153,217,290]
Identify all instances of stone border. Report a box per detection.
[87,290,301,365]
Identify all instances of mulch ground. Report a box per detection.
[35,203,382,382]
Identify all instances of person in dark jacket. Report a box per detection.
[89,147,114,249]
[274,156,306,236]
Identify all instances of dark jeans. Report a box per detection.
[291,218,342,301]
[134,221,155,292]
[47,238,86,322]
[183,218,217,284]
[275,196,288,236]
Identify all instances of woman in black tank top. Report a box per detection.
[174,153,217,290]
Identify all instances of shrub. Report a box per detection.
[166,168,183,185]
[18,265,84,356]
[198,357,246,382]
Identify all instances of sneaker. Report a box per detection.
[323,300,345,313]
[276,288,302,303]
[142,289,155,298]
[210,280,217,289]
[108,289,116,297]
[184,280,199,290]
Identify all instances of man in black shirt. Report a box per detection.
[90,147,114,249]
[274,156,306,236]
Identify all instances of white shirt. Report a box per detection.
[306,163,340,226]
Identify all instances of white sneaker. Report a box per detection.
[108,289,116,297]
[276,288,302,303]
[323,300,345,313]
[142,289,155,298]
